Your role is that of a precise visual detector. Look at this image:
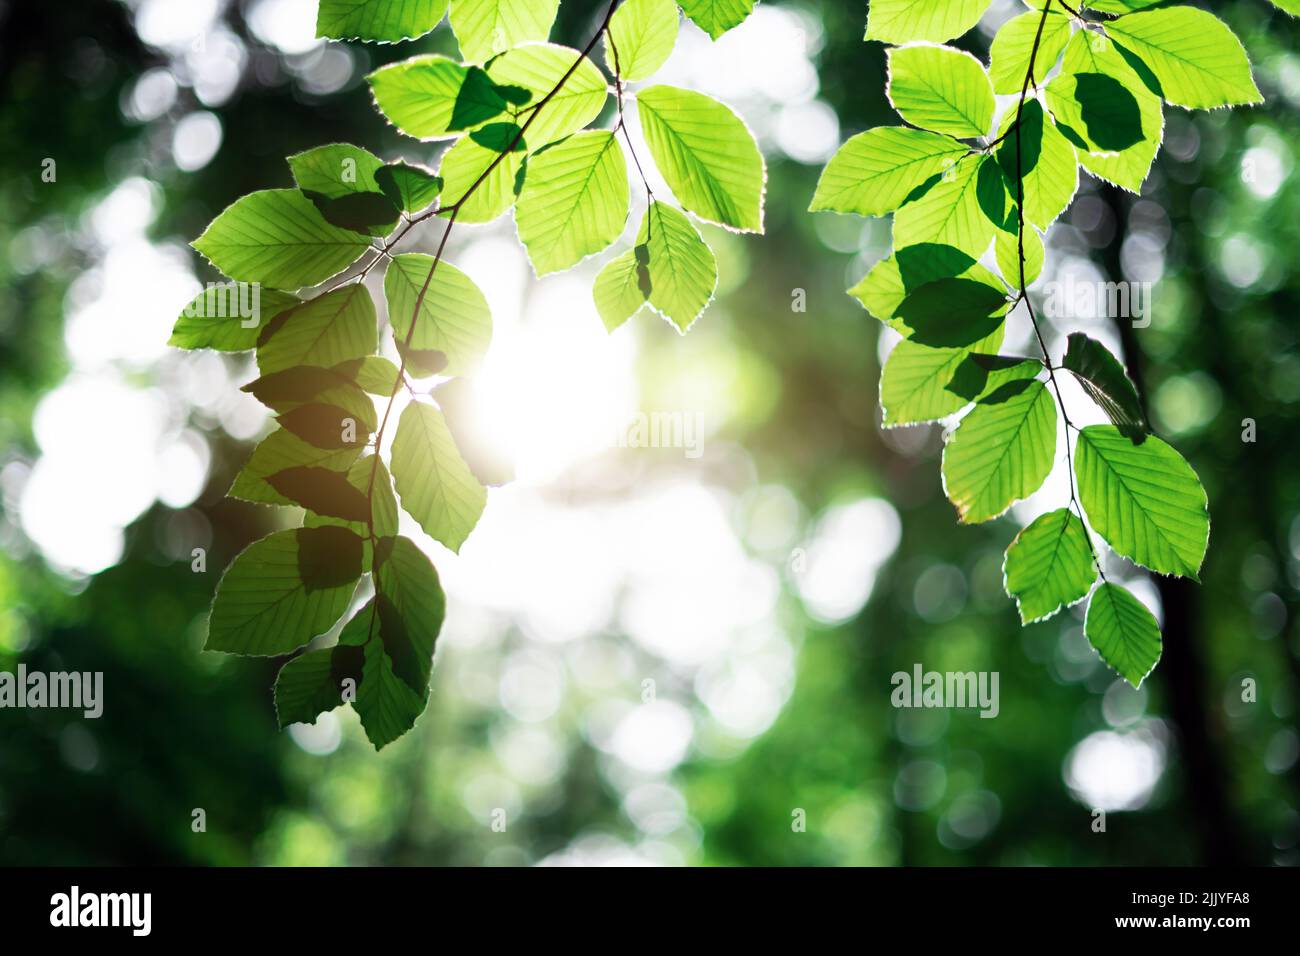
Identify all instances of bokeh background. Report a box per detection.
[0,0,1297,866]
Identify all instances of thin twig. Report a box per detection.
[1012,0,1107,581]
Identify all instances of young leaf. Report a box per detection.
[1105,7,1263,110]
[228,429,362,505]
[994,218,1044,287]
[677,0,755,40]
[288,142,386,198]
[1060,332,1146,435]
[333,355,403,394]
[374,161,442,213]
[636,85,765,233]
[1047,32,1164,193]
[892,274,1009,348]
[385,253,492,377]
[273,645,364,729]
[810,127,967,217]
[892,154,1002,259]
[391,400,487,552]
[355,633,428,749]
[879,326,1004,427]
[170,288,299,351]
[849,242,1001,326]
[449,0,560,64]
[206,527,363,656]
[437,123,527,223]
[865,0,993,44]
[1084,582,1162,688]
[516,130,630,275]
[886,44,996,139]
[941,379,1057,524]
[593,248,649,332]
[304,456,401,541]
[373,535,447,695]
[316,0,448,43]
[192,190,371,289]
[277,402,372,449]
[995,100,1078,231]
[1074,425,1210,579]
[988,9,1071,95]
[367,55,508,140]
[255,284,378,375]
[606,0,679,81]
[1003,508,1097,623]
[638,201,719,332]
[265,465,373,523]
[485,43,608,149]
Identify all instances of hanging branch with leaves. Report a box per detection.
[813,0,1283,686]
[170,0,767,749]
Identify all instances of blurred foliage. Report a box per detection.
[0,0,1297,866]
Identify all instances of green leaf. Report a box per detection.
[1105,7,1262,110]
[385,253,492,377]
[989,10,1072,95]
[892,275,1009,348]
[941,379,1057,524]
[437,123,526,222]
[677,0,754,39]
[277,401,373,449]
[373,535,446,694]
[288,143,385,199]
[879,326,1004,427]
[243,368,378,438]
[1003,508,1097,623]
[865,0,993,44]
[1061,333,1146,435]
[1084,582,1161,687]
[886,44,995,139]
[316,0,448,42]
[355,633,428,749]
[206,527,362,656]
[1074,425,1209,579]
[485,43,608,149]
[636,84,765,233]
[255,284,378,375]
[304,456,401,542]
[892,154,1004,259]
[170,287,299,351]
[374,161,442,213]
[810,126,967,217]
[1085,1,1165,12]
[606,0,679,80]
[994,217,1044,287]
[391,400,487,551]
[449,0,559,64]
[367,55,508,140]
[516,131,630,275]
[274,645,364,729]
[638,201,718,332]
[1265,0,1300,16]
[1046,31,1163,193]
[995,99,1078,231]
[849,242,1002,326]
[593,248,649,332]
[266,465,372,522]
[229,429,362,505]
[333,355,403,394]
[192,189,371,289]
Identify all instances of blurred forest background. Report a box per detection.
[0,0,1297,866]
